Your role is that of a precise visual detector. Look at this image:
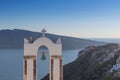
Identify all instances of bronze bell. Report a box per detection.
[41,52,47,61]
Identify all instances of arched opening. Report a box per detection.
[37,45,50,80]
[24,37,62,80]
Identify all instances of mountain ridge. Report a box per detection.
[0,29,105,49]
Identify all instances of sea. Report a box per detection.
[89,38,120,43]
[0,49,80,80]
[0,38,120,80]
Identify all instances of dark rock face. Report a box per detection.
[43,44,120,80]
[78,43,119,64]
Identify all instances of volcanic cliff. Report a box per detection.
[43,43,120,80]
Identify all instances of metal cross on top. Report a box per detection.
[41,28,47,37]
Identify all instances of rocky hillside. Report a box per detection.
[0,29,105,49]
[43,44,120,80]
[63,43,120,80]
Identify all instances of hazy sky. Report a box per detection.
[0,0,120,38]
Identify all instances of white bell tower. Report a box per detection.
[23,29,63,80]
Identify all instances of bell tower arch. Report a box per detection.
[23,29,63,80]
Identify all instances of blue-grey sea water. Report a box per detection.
[0,38,119,80]
[0,49,80,80]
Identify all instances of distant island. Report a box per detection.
[0,29,105,49]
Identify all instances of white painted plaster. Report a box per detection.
[24,37,62,80]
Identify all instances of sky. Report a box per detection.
[0,0,120,38]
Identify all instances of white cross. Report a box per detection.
[41,28,47,37]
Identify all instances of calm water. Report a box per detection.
[89,38,120,43]
[0,49,80,80]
